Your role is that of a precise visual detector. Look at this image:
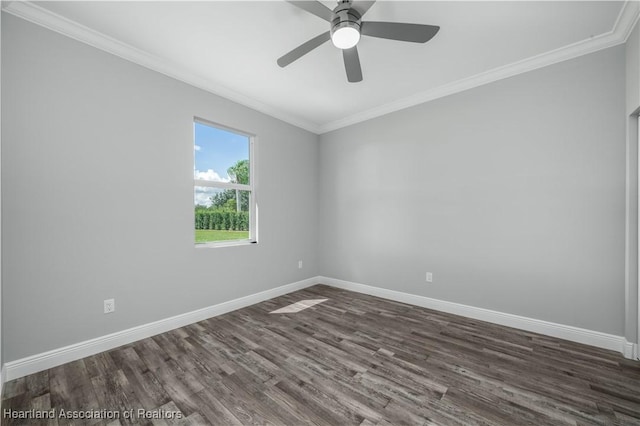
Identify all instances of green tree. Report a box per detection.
[208,159,249,212]
[209,191,236,210]
[228,159,249,185]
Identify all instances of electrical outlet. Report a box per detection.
[426,272,433,283]
[104,299,115,314]
[298,260,303,269]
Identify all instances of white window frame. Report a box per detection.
[194,117,257,248]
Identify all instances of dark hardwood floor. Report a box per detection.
[3,284,640,425]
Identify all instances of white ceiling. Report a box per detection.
[5,1,639,133]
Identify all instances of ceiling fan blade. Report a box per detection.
[286,1,333,22]
[277,31,331,68]
[351,1,376,17]
[361,21,440,43]
[342,47,363,83]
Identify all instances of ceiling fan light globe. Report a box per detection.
[331,26,360,49]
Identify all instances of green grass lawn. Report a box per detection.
[195,229,249,244]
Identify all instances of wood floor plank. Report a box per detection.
[3,284,640,425]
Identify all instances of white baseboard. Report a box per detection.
[318,276,632,358]
[5,275,636,381]
[5,277,319,381]
[625,340,640,360]
[623,340,636,359]
[1,364,5,401]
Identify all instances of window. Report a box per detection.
[194,118,256,246]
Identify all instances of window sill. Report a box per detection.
[195,239,257,249]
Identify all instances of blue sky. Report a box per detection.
[194,122,249,206]
[194,122,249,182]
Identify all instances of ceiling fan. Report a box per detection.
[277,0,440,83]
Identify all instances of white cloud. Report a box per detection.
[194,145,201,151]
[194,185,225,207]
[194,169,230,182]
[194,168,230,206]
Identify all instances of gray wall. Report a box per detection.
[1,14,319,362]
[1,10,632,363]
[626,20,640,343]
[626,22,639,116]
[627,113,639,343]
[0,8,3,374]
[319,46,626,335]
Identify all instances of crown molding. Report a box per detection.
[2,1,638,135]
[1,1,322,134]
[318,0,640,133]
[618,0,640,42]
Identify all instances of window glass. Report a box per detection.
[194,120,255,246]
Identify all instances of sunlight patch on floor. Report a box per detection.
[270,299,328,314]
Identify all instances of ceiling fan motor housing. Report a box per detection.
[330,4,362,40]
